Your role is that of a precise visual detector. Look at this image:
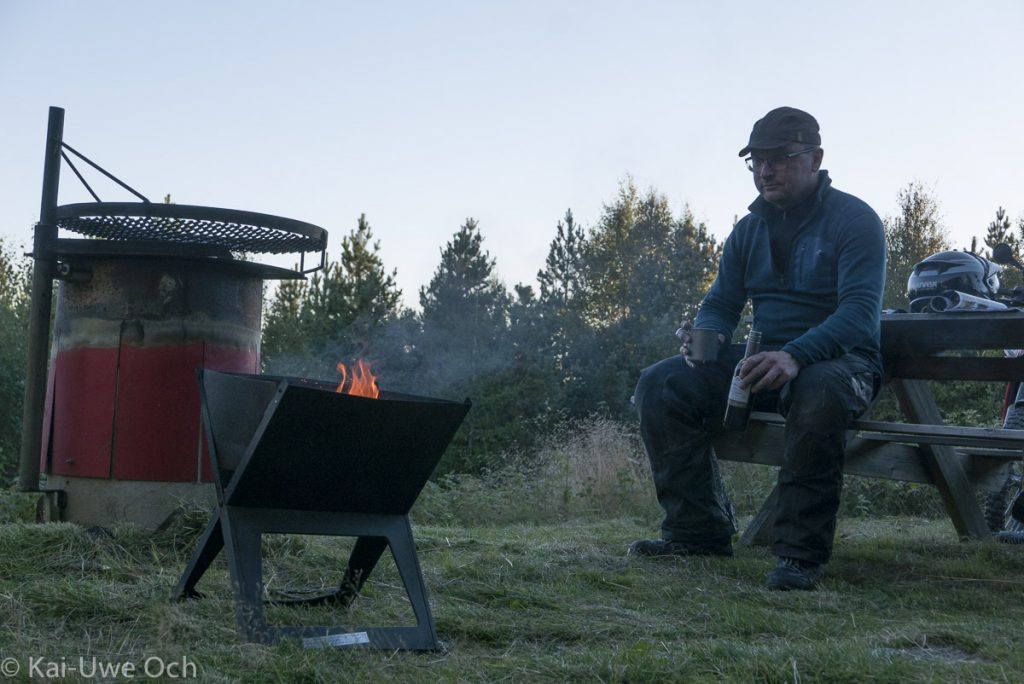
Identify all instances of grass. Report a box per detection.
[0,506,1023,683]
[0,417,1020,682]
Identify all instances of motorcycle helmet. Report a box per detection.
[907,251,1002,307]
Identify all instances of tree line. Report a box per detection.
[260,180,1024,473]
[261,180,721,472]
[0,181,1022,478]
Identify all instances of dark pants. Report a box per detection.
[633,346,879,564]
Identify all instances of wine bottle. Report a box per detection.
[723,330,762,431]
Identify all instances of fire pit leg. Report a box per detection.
[221,508,274,644]
[171,512,224,600]
[334,536,388,606]
[210,507,441,650]
[386,517,438,640]
[268,535,388,608]
[308,524,436,631]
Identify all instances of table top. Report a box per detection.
[881,311,1024,381]
[882,311,1024,354]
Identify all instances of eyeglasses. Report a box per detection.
[745,147,817,172]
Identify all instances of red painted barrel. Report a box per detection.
[40,256,265,517]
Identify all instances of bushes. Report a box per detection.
[0,241,29,481]
[413,416,659,526]
[413,416,952,528]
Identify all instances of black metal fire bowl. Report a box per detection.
[173,369,470,651]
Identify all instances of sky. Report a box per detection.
[1,1,1022,308]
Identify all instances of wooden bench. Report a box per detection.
[712,312,1024,545]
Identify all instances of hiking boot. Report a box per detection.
[628,537,733,558]
[765,557,824,591]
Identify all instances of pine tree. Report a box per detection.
[300,261,348,345]
[577,180,721,414]
[419,218,509,380]
[583,179,642,326]
[582,181,717,328]
[537,209,586,315]
[537,210,588,380]
[670,206,721,307]
[418,218,510,470]
[261,277,309,372]
[262,214,402,377]
[883,182,949,311]
[982,207,1022,289]
[336,213,402,333]
[984,206,1016,253]
[534,209,606,417]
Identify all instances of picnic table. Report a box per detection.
[713,311,1024,545]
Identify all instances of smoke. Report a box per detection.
[261,310,521,404]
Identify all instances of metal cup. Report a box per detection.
[688,327,722,363]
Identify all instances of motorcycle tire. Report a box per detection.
[984,402,1024,535]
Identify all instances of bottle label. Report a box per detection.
[727,376,750,404]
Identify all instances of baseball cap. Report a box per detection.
[738,107,820,157]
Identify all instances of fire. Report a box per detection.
[335,359,380,399]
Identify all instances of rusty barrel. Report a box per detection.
[40,255,267,528]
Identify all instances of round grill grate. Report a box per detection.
[55,202,327,255]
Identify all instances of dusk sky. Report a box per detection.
[2,1,1021,306]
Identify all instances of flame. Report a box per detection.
[335,359,380,399]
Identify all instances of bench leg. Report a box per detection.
[739,484,779,547]
[890,379,990,539]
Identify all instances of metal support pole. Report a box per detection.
[18,106,64,491]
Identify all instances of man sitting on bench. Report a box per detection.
[629,107,887,591]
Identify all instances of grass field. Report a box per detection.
[1,501,1022,683]
[1,418,1020,682]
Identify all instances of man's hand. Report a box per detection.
[740,350,801,392]
[676,320,726,368]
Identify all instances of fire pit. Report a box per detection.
[173,369,470,650]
